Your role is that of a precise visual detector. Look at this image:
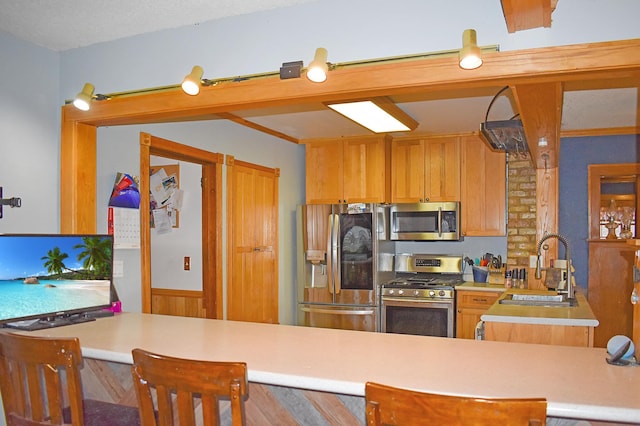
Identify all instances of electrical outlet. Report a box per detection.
[529,255,538,268]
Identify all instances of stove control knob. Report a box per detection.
[429,290,436,298]
[439,290,446,297]
[398,290,404,295]
[414,290,420,297]
[388,289,395,295]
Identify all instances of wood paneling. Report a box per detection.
[150,288,206,318]
[456,290,501,339]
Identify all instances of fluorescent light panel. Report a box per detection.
[327,100,416,133]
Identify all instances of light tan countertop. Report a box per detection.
[21,312,640,423]
[481,290,599,327]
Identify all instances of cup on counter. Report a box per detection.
[472,266,489,283]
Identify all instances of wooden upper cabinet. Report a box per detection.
[391,137,460,203]
[461,135,506,236]
[305,136,390,204]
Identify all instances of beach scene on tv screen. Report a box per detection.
[0,235,112,321]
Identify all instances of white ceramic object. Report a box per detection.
[607,335,635,360]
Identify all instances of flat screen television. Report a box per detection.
[0,234,116,331]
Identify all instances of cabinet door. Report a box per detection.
[391,139,425,203]
[461,136,506,236]
[305,140,344,204]
[343,136,389,203]
[424,137,460,201]
[455,290,500,339]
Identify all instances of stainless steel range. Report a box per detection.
[380,254,463,337]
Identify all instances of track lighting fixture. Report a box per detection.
[181,66,204,95]
[459,29,483,70]
[73,83,95,111]
[307,48,329,83]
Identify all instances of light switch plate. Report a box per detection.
[529,255,538,268]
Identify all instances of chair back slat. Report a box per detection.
[131,348,248,426]
[365,381,547,426]
[0,332,85,426]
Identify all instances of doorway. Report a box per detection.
[139,132,223,318]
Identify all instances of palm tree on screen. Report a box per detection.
[74,237,112,279]
[41,247,69,277]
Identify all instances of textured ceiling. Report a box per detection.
[0,0,319,51]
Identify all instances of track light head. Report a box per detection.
[73,83,95,111]
[459,29,482,70]
[307,48,329,83]
[182,66,204,95]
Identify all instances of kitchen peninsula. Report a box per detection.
[482,290,599,347]
[20,312,640,424]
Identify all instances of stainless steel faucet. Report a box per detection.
[535,233,575,299]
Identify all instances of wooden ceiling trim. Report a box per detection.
[501,0,558,33]
[512,82,563,169]
[217,112,300,144]
[62,39,640,128]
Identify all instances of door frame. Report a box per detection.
[140,132,224,317]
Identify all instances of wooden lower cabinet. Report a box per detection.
[484,322,594,347]
[587,240,635,348]
[456,290,501,339]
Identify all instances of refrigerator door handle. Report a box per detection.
[327,213,334,294]
[300,306,375,315]
[332,213,341,294]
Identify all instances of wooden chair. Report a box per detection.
[365,382,547,426]
[0,332,140,426]
[131,348,248,426]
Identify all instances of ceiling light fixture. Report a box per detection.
[73,83,95,111]
[181,66,204,95]
[326,97,418,133]
[307,48,329,83]
[459,29,483,70]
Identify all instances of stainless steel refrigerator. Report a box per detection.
[296,203,395,332]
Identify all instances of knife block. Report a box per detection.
[488,267,505,284]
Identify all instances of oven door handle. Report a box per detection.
[300,306,375,315]
[382,297,453,305]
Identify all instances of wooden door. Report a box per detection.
[226,156,279,324]
[461,135,506,236]
[305,140,344,204]
[391,139,425,203]
[343,136,389,203]
[424,137,460,202]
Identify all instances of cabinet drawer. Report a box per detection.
[457,291,500,309]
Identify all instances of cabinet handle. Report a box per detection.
[472,298,488,303]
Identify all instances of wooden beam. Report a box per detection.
[501,0,558,33]
[512,82,563,169]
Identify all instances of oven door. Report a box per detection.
[381,297,454,337]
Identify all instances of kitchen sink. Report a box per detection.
[498,293,577,307]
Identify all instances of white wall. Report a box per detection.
[0,31,60,233]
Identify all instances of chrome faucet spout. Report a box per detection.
[535,233,574,299]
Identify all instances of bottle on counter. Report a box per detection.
[505,270,512,288]
[519,268,527,289]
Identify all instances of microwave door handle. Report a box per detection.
[333,214,341,294]
[438,207,443,238]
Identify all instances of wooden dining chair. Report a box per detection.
[365,381,547,426]
[0,332,140,426]
[131,348,248,426]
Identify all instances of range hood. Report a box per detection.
[479,119,528,154]
[479,87,529,155]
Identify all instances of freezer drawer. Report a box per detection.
[298,304,377,332]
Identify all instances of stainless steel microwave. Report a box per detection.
[389,202,461,241]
